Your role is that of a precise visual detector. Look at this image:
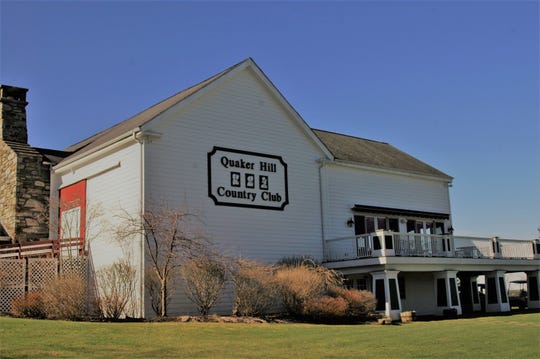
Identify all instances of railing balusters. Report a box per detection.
[325,232,535,261]
[0,238,84,259]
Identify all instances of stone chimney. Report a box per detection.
[0,85,51,242]
[0,85,29,144]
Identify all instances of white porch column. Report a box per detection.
[433,271,462,316]
[469,276,482,312]
[371,270,401,321]
[373,230,395,257]
[532,240,540,260]
[526,270,540,309]
[460,275,482,313]
[491,237,502,258]
[485,271,510,312]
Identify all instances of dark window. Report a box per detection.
[388,218,399,232]
[355,277,369,291]
[472,281,479,304]
[529,277,539,301]
[487,277,497,304]
[437,278,448,307]
[407,220,416,233]
[389,279,400,310]
[398,276,406,299]
[377,217,387,230]
[375,279,385,311]
[373,236,382,250]
[435,222,445,235]
[424,222,434,234]
[498,277,507,303]
[385,235,393,250]
[366,217,376,233]
[354,216,365,235]
[450,278,459,306]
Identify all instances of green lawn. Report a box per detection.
[1,313,539,358]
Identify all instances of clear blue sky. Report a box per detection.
[1,1,538,240]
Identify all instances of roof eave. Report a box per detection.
[54,128,141,172]
[321,158,453,183]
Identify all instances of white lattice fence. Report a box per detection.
[0,259,26,313]
[61,257,88,278]
[60,257,90,312]
[28,258,58,292]
[0,256,89,314]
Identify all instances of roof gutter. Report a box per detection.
[318,158,453,183]
[53,128,142,173]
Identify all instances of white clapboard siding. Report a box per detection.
[56,142,144,317]
[142,67,328,315]
[321,162,451,240]
[400,272,439,315]
[51,62,455,318]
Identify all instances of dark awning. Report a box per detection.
[352,204,450,220]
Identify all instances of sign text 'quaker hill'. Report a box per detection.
[207,147,289,210]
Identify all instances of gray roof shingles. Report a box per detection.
[58,59,451,181]
[312,129,452,180]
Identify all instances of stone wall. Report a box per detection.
[0,141,18,238]
[15,143,51,241]
[0,141,51,242]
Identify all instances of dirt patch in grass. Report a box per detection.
[148,314,292,324]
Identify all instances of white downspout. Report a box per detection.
[136,131,146,318]
[48,168,60,240]
[446,181,453,230]
[133,129,161,318]
[318,159,327,261]
[446,181,454,253]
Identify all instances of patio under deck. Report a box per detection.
[323,231,540,320]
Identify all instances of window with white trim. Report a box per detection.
[61,207,81,239]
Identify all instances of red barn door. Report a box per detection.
[59,180,86,255]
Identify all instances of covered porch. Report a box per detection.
[325,252,540,321]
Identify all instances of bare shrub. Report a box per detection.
[180,254,226,316]
[231,259,278,317]
[275,255,319,268]
[328,286,377,319]
[117,204,209,317]
[11,292,47,319]
[43,275,87,320]
[274,264,342,316]
[145,271,164,317]
[304,295,348,319]
[95,260,137,319]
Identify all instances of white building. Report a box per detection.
[48,58,540,319]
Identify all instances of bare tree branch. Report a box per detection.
[116,202,210,317]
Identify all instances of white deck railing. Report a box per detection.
[324,231,538,262]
